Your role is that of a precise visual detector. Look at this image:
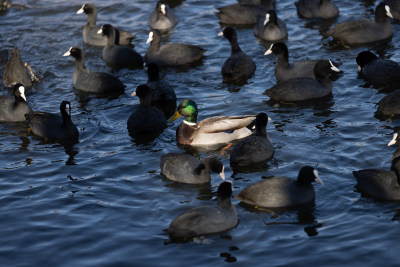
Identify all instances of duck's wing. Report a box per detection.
[377,91,400,115]
[327,19,371,36]
[116,28,135,45]
[353,169,400,200]
[169,206,235,238]
[197,115,256,133]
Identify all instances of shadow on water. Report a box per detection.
[161,179,214,200]
[152,58,206,73]
[220,250,237,263]
[73,88,125,101]
[24,130,80,165]
[177,142,231,154]
[374,112,400,122]
[222,75,256,87]
[357,74,400,94]
[0,48,8,70]
[230,158,278,174]
[0,121,31,149]
[164,228,237,244]
[303,18,338,33]
[215,82,242,93]
[263,94,335,112]
[357,0,378,8]
[0,123,80,165]
[129,132,164,145]
[390,208,400,221]
[218,22,255,30]
[323,35,393,52]
[63,143,79,166]
[374,106,400,122]
[239,201,322,237]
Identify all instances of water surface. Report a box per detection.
[1,0,400,266]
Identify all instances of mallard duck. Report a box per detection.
[167,181,238,241]
[168,99,256,148]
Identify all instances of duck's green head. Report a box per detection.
[168,99,198,123]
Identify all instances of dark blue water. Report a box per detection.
[1,0,400,266]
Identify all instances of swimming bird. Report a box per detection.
[0,83,31,122]
[265,60,340,102]
[77,3,134,46]
[167,181,238,240]
[264,42,320,82]
[376,90,400,116]
[146,63,176,118]
[254,9,288,41]
[352,133,400,201]
[219,27,256,83]
[230,113,274,166]
[160,154,225,184]
[63,47,125,94]
[295,0,339,20]
[98,24,143,69]
[326,2,393,45]
[356,51,400,88]
[384,0,400,20]
[168,99,256,148]
[145,29,206,66]
[25,101,79,143]
[2,47,32,88]
[148,1,177,30]
[127,84,166,136]
[215,0,275,25]
[234,166,323,208]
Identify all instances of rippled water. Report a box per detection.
[1,0,400,266]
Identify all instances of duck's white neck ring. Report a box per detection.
[183,120,196,126]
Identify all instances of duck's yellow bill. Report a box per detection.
[168,111,182,122]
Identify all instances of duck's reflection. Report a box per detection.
[240,202,322,237]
